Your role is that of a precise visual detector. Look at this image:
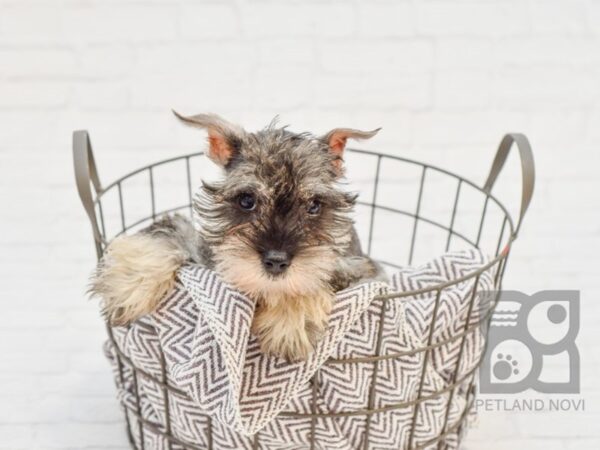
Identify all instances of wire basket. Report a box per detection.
[74,131,534,450]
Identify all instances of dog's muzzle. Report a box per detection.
[262,250,291,276]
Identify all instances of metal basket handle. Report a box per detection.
[73,130,104,258]
[483,133,535,236]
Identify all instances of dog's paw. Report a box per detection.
[256,325,317,362]
[90,234,188,325]
[331,255,388,290]
[252,291,333,362]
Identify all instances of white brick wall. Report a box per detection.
[0,0,598,448]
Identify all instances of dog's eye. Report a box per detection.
[238,193,256,211]
[307,199,321,215]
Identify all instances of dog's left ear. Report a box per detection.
[322,127,381,175]
[173,110,245,167]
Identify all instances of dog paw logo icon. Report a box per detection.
[480,290,580,394]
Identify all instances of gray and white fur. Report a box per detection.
[91,112,385,361]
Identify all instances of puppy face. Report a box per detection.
[174,112,379,303]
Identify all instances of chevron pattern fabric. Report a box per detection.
[105,249,496,449]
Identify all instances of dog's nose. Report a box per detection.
[262,250,290,275]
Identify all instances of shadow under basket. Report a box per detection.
[73,132,535,450]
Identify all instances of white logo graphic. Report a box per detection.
[480,291,580,394]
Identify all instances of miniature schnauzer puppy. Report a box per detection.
[92,112,384,361]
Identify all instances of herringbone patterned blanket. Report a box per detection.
[106,249,495,449]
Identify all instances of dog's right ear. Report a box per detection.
[321,127,381,176]
[173,110,245,167]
